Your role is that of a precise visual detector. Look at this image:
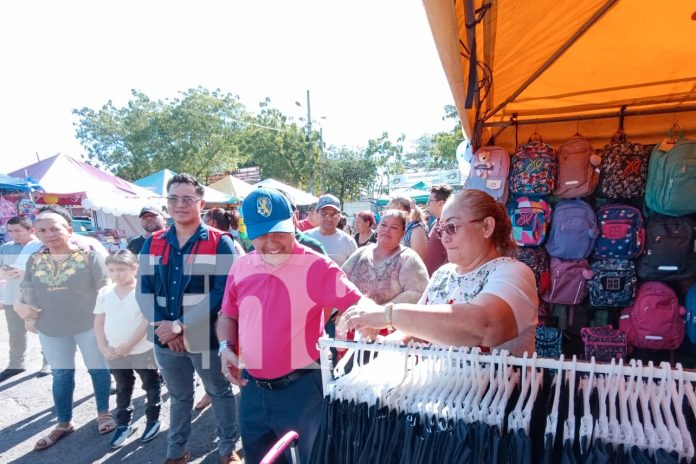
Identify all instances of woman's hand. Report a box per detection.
[14,303,40,321]
[339,302,389,333]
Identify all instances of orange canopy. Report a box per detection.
[423,0,696,150]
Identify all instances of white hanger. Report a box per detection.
[618,362,636,451]
[635,361,656,452]
[648,361,671,454]
[545,354,564,442]
[508,351,531,432]
[607,358,622,447]
[659,362,682,457]
[627,359,646,450]
[672,363,695,461]
[461,348,484,422]
[593,373,609,444]
[562,355,578,445]
[487,350,511,427]
[521,353,543,435]
[495,354,520,431]
[442,346,470,420]
[578,357,596,456]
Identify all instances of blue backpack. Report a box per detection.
[645,135,696,216]
[686,284,696,344]
[593,205,645,259]
[545,200,598,259]
[588,259,637,308]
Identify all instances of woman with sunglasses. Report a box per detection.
[339,189,538,357]
[342,209,429,317]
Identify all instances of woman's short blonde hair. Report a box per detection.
[446,190,516,256]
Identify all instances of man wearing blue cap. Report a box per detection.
[217,187,371,464]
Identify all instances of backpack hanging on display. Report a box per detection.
[508,135,558,197]
[636,215,696,281]
[507,196,552,247]
[545,200,598,259]
[588,259,637,308]
[644,128,696,216]
[686,283,696,344]
[619,281,686,351]
[535,326,562,359]
[593,204,645,259]
[541,258,591,305]
[597,130,648,200]
[513,246,550,294]
[581,325,627,362]
[464,146,510,204]
[554,133,600,198]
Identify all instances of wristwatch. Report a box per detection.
[384,303,394,330]
[218,340,233,357]
[171,320,183,335]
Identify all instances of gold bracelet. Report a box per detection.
[384,303,394,330]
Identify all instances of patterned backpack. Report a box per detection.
[593,205,645,259]
[686,283,696,344]
[541,258,591,305]
[645,135,696,216]
[507,197,552,247]
[508,136,558,197]
[597,130,648,200]
[545,200,598,259]
[513,247,550,294]
[636,215,696,281]
[581,326,627,362]
[554,134,600,198]
[588,259,637,308]
[619,281,686,351]
[535,326,562,359]
[464,146,510,204]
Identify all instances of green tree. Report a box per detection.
[73,87,250,181]
[322,146,377,204]
[236,99,320,190]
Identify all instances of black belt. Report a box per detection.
[249,363,320,391]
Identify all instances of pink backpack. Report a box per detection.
[554,134,600,198]
[541,258,591,305]
[464,146,510,204]
[619,281,686,350]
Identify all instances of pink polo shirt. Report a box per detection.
[221,242,362,379]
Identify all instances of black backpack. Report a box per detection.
[636,215,696,280]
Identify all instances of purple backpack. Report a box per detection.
[464,146,510,204]
[581,326,627,362]
[619,282,686,351]
[593,205,645,259]
[545,200,598,259]
[541,258,591,305]
[508,137,558,196]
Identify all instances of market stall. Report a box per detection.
[207,174,254,200]
[134,169,238,206]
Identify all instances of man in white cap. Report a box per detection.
[304,194,357,266]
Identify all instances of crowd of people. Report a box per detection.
[0,173,539,464]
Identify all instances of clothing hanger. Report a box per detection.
[480,350,506,426]
[509,352,530,432]
[495,354,520,431]
[442,346,470,420]
[627,359,646,450]
[673,363,695,461]
[606,358,622,447]
[578,357,596,455]
[562,355,578,445]
[451,347,476,421]
[638,361,657,454]
[429,347,455,418]
[486,351,509,426]
[468,354,493,424]
[461,348,484,422]
[593,374,609,444]
[617,367,636,452]
[545,355,565,442]
[659,361,682,457]
[648,361,671,454]
[474,350,499,424]
[521,353,542,435]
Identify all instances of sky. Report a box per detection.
[0,0,455,175]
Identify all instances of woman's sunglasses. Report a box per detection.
[434,218,484,240]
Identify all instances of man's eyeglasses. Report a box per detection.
[320,210,340,218]
[434,219,483,239]
[166,195,200,206]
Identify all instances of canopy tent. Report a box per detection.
[0,173,43,192]
[9,154,161,216]
[134,169,237,205]
[376,183,431,206]
[423,0,696,151]
[207,175,254,200]
[253,178,318,206]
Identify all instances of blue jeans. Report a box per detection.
[155,345,239,459]
[38,329,111,423]
[240,369,324,464]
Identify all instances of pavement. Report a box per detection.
[0,307,242,464]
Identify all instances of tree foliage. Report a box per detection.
[73,87,249,181]
[322,146,377,204]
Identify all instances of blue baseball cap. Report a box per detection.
[242,187,295,240]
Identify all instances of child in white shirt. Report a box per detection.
[94,250,161,449]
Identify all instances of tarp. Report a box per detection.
[8,154,162,216]
[376,184,431,206]
[134,169,237,205]
[423,0,696,151]
[0,173,43,192]
[207,175,254,200]
[253,178,318,206]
